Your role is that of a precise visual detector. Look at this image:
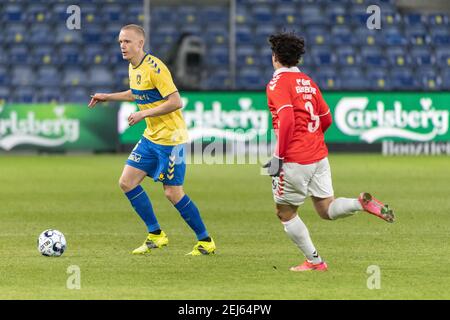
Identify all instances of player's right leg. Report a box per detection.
[272,163,327,271]
[121,138,168,254]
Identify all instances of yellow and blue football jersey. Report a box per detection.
[129,53,188,145]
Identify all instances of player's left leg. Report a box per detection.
[163,184,216,255]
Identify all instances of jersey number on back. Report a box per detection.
[305,101,320,133]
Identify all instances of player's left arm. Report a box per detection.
[315,84,332,133]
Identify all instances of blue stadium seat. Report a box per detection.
[85,45,110,65]
[178,5,199,25]
[236,25,253,45]
[350,5,369,26]
[405,26,431,46]
[236,46,260,67]
[442,69,450,90]
[383,26,407,46]
[3,4,26,22]
[27,3,51,24]
[5,23,27,44]
[151,6,177,26]
[386,46,411,68]
[81,4,100,25]
[435,47,450,67]
[63,68,87,87]
[82,26,105,45]
[104,4,125,24]
[339,67,368,90]
[13,87,35,103]
[37,88,62,103]
[306,27,330,46]
[10,45,31,65]
[30,25,53,45]
[205,25,228,47]
[53,4,73,23]
[200,6,228,25]
[301,4,327,26]
[0,67,8,86]
[314,67,340,90]
[35,66,61,88]
[204,70,230,90]
[431,27,450,45]
[404,13,426,26]
[326,4,350,26]
[361,46,387,67]
[59,44,84,65]
[275,5,299,26]
[10,66,34,88]
[382,12,402,26]
[0,87,10,103]
[252,5,274,24]
[336,47,361,66]
[235,6,253,25]
[410,47,435,66]
[354,29,382,46]
[237,67,265,90]
[416,67,441,90]
[56,27,83,44]
[64,87,89,103]
[209,46,229,66]
[180,24,202,36]
[33,47,59,66]
[151,26,178,47]
[428,13,449,26]
[331,26,356,46]
[127,4,145,24]
[260,47,274,68]
[254,25,277,45]
[311,47,337,66]
[88,67,113,87]
[366,69,392,90]
[113,67,130,89]
[390,68,418,90]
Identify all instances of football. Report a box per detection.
[37,229,67,257]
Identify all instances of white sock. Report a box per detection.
[328,198,363,220]
[282,215,322,264]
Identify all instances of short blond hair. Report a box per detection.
[121,24,145,39]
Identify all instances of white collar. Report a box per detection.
[273,66,301,77]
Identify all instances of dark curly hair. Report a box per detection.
[268,32,306,67]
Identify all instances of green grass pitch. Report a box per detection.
[0,154,449,299]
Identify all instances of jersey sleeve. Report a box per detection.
[267,76,293,113]
[149,59,178,98]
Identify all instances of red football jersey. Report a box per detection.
[266,67,331,165]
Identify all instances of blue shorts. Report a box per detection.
[126,137,186,186]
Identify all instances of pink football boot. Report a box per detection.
[358,192,395,223]
[289,260,328,272]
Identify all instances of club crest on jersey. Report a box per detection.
[128,152,142,162]
[136,74,141,85]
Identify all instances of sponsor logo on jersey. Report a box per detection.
[128,152,142,162]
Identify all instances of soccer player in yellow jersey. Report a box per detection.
[88,24,216,256]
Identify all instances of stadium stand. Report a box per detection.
[0,0,449,102]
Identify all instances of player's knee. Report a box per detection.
[118,177,134,192]
[164,187,183,204]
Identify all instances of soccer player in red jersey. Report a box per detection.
[263,32,395,272]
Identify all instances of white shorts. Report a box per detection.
[272,157,334,206]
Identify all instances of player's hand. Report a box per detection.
[88,93,109,108]
[263,156,283,177]
[128,111,145,126]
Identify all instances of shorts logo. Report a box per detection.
[128,152,142,163]
[167,155,176,180]
[158,173,165,181]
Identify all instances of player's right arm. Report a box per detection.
[88,90,134,108]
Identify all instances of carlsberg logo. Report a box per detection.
[183,97,268,142]
[0,106,79,150]
[335,97,449,143]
